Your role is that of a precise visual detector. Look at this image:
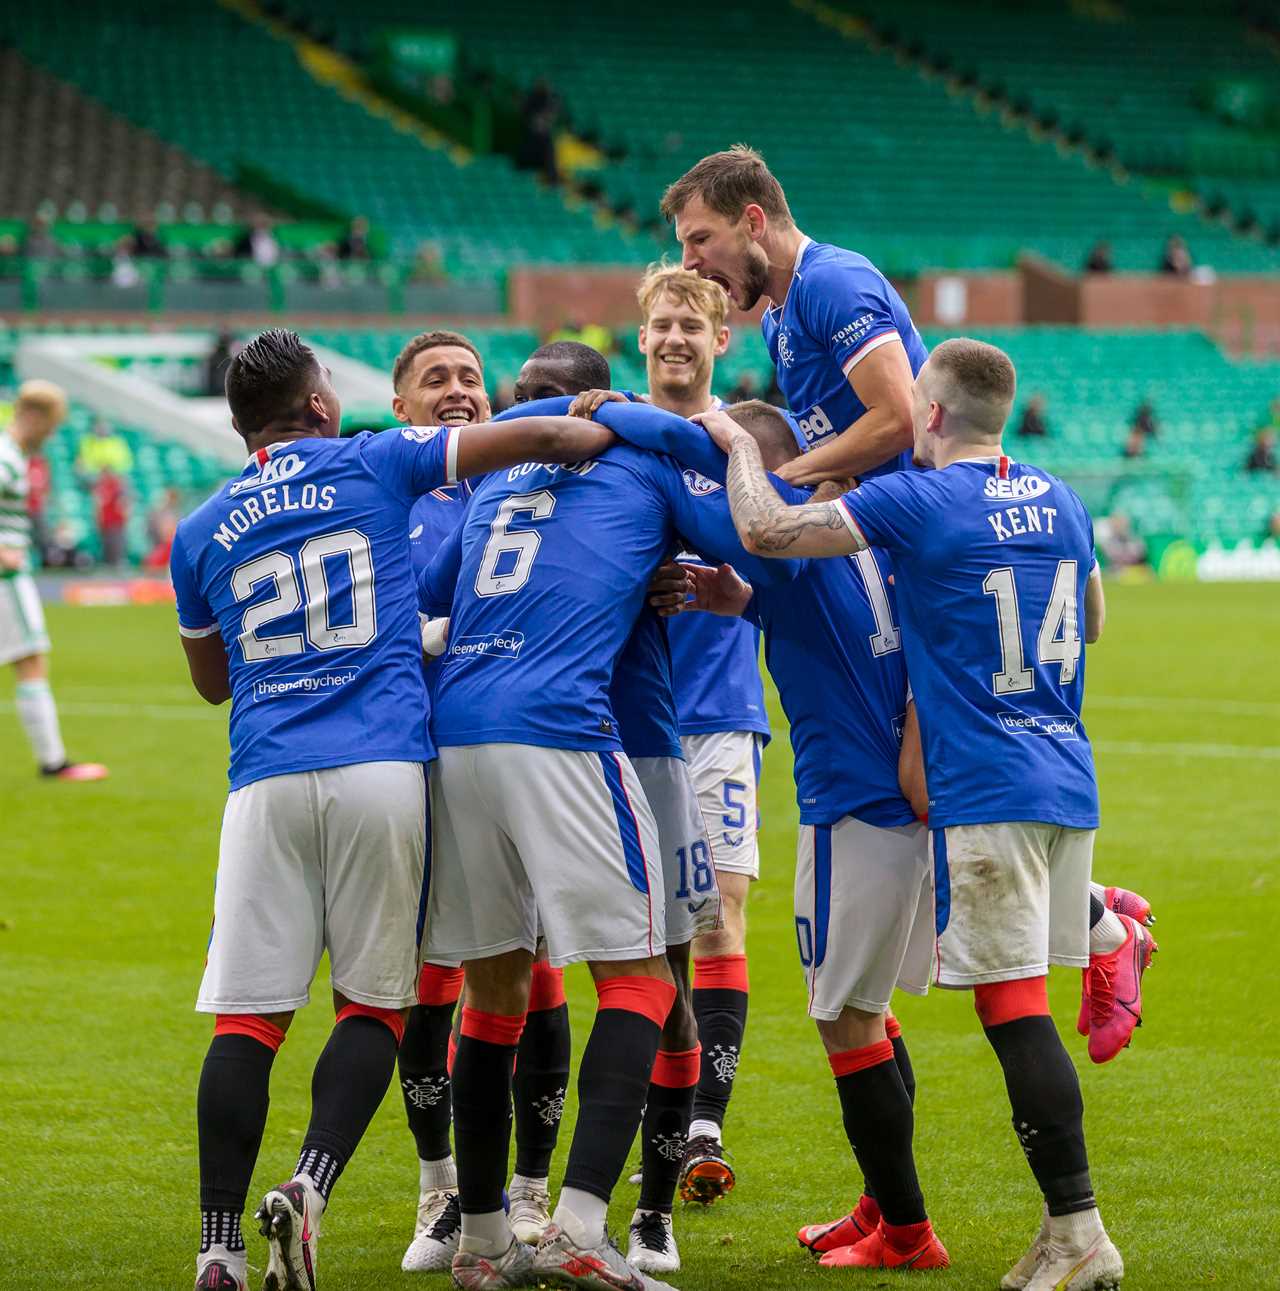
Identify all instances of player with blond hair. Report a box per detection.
[0,380,107,781]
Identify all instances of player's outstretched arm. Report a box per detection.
[696,409,864,558]
[180,634,231,705]
[454,416,616,477]
[1085,564,1105,643]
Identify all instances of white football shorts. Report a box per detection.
[680,731,763,880]
[198,760,428,1013]
[424,743,665,968]
[931,821,1094,987]
[0,573,50,665]
[632,756,721,948]
[795,816,933,1019]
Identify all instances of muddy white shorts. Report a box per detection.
[632,756,721,948]
[424,743,665,968]
[680,731,763,880]
[0,573,49,665]
[795,816,933,1019]
[931,821,1094,987]
[198,760,428,1013]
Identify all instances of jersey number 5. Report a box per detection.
[982,560,1080,695]
[232,528,376,662]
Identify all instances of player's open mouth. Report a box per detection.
[438,408,475,425]
[659,353,692,367]
[705,274,732,295]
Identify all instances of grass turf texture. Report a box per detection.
[1,584,1277,1290]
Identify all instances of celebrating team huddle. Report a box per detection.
[175,147,1154,1291]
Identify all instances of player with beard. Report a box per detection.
[388,331,577,1271]
[660,144,927,487]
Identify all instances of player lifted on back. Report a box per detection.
[170,329,613,1291]
[661,144,927,485]
[0,381,107,781]
[701,339,1150,1291]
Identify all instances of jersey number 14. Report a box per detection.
[983,560,1081,695]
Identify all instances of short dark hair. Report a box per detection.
[225,328,321,440]
[928,338,1017,437]
[392,329,483,392]
[725,399,799,467]
[527,341,611,391]
[660,144,792,225]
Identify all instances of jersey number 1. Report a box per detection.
[982,560,1080,695]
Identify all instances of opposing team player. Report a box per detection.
[701,339,1151,1290]
[588,397,948,1271]
[575,267,765,1202]
[661,144,927,485]
[417,401,800,1290]
[387,330,581,1271]
[170,328,614,1291]
[0,381,107,781]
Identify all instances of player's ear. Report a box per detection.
[391,394,410,424]
[743,204,767,241]
[637,324,648,356]
[926,401,945,435]
[714,325,731,357]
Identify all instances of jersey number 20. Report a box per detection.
[232,528,376,662]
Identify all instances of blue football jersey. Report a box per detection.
[666,609,768,741]
[762,238,928,476]
[170,427,457,789]
[745,536,913,829]
[611,610,683,760]
[409,481,472,580]
[839,455,1100,829]
[419,436,797,752]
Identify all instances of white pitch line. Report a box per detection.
[1095,739,1280,761]
[1088,695,1280,718]
[0,699,221,723]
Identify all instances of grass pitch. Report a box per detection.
[1,582,1277,1290]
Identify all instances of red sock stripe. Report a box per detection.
[528,961,566,1012]
[459,1005,525,1047]
[884,1013,902,1040]
[417,963,465,1007]
[447,1031,458,1076]
[651,1045,701,1089]
[692,953,749,992]
[594,974,677,1028]
[828,1038,895,1078]
[974,975,1050,1028]
[214,1014,286,1052]
[336,1002,406,1045]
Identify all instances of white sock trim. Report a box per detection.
[553,1188,608,1248]
[509,1172,548,1196]
[15,678,65,769]
[688,1118,721,1143]
[1089,909,1127,956]
[1049,1206,1104,1245]
[420,1155,457,1193]
[459,1209,513,1256]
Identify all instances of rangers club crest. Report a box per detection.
[401,1074,448,1110]
[535,1087,566,1127]
[708,1043,740,1084]
[652,1131,687,1162]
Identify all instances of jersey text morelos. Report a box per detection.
[170,427,457,788]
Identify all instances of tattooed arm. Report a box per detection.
[706,418,866,558]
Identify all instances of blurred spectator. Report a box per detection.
[41,520,93,571]
[128,216,167,259]
[1159,234,1192,277]
[204,329,241,396]
[22,212,58,259]
[1084,240,1113,274]
[234,213,280,268]
[143,486,182,569]
[1097,513,1149,572]
[0,229,20,277]
[1266,509,1280,543]
[1122,427,1147,459]
[26,448,51,558]
[1130,399,1158,439]
[549,316,615,355]
[410,242,449,283]
[1016,393,1049,438]
[1245,428,1277,473]
[517,79,561,183]
[94,469,129,566]
[336,216,372,262]
[728,372,760,403]
[77,418,133,479]
[109,238,142,288]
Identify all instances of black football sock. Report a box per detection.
[398,1002,455,1163]
[984,1015,1095,1215]
[638,1048,700,1213]
[513,1002,571,1179]
[296,1013,400,1202]
[1089,893,1105,928]
[453,1009,523,1214]
[563,977,673,1202]
[199,1209,245,1255]
[691,955,748,1133]
[890,1036,916,1105]
[198,1030,279,1223]
[831,1040,926,1226]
